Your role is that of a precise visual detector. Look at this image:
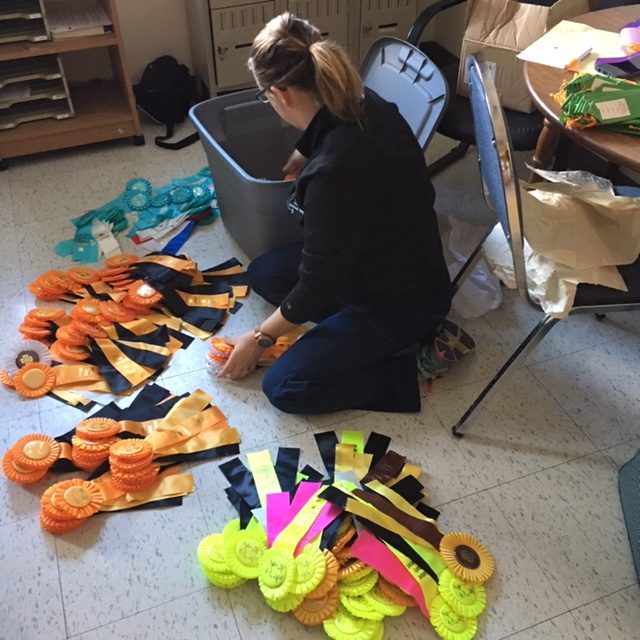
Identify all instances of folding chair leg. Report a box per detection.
[427,142,470,176]
[451,228,493,293]
[451,315,559,438]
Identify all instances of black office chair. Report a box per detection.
[406,0,543,175]
[451,52,640,437]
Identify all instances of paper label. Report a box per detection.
[596,98,632,121]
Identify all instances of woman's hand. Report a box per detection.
[217,332,262,380]
[282,149,306,179]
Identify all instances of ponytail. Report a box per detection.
[309,40,363,122]
[249,13,364,122]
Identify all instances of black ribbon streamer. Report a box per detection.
[314,431,339,481]
[355,516,440,584]
[219,458,261,510]
[225,486,254,528]
[364,432,392,466]
[300,465,325,482]
[275,447,300,492]
[389,475,425,506]
[320,512,346,550]
[158,443,240,466]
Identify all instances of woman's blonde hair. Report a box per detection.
[249,13,363,122]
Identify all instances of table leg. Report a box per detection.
[529,117,562,182]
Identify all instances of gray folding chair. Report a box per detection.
[452,53,640,438]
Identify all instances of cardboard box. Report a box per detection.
[456,0,589,113]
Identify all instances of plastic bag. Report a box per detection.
[442,217,502,319]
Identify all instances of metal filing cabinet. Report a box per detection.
[358,0,416,63]
[187,0,415,94]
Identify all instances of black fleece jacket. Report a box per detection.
[280,88,452,324]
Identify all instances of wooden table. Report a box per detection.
[524,5,640,174]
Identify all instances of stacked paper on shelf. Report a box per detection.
[46,0,113,40]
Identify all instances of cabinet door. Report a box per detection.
[211,1,276,90]
[358,0,415,62]
[287,0,350,52]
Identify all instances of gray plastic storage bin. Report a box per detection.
[190,37,447,260]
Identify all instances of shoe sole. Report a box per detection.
[440,320,476,359]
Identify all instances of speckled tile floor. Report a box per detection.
[0,123,638,640]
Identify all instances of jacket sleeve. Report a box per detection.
[280,164,359,324]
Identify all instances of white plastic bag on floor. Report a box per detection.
[442,216,502,319]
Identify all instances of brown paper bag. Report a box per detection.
[457,0,589,113]
[483,179,639,318]
[521,181,640,270]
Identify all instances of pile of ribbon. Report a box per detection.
[1,253,248,407]
[552,18,640,133]
[555,72,640,133]
[197,431,495,640]
[55,167,219,263]
[206,327,308,374]
[2,384,241,533]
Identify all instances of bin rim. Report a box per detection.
[189,102,290,186]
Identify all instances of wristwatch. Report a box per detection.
[253,326,276,348]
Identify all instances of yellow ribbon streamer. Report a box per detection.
[184,268,204,284]
[203,265,245,277]
[365,480,437,529]
[176,290,231,309]
[180,320,215,339]
[102,318,159,338]
[148,407,230,452]
[118,418,165,437]
[334,443,355,475]
[341,431,365,453]
[231,285,249,298]
[395,463,422,483]
[52,364,103,386]
[98,470,194,511]
[144,312,183,331]
[353,453,374,480]
[94,338,154,386]
[153,427,240,457]
[162,389,212,424]
[384,542,440,607]
[49,390,87,405]
[273,488,326,553]
[119,393,225,443]
[136,255,195,271]
[344,497,439,553]
[116,339,171,357]
[404,539,447,578]
[247,450,281,508]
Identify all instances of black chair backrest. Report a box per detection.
[466,53,532,303]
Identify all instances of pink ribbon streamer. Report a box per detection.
[266,481,321,546]
[266,492,291,547]
[350,529,430,618]
[295,502,342,555]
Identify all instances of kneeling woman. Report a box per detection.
[218,13,452,414]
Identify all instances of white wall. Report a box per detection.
[115,0,193,83]
[63,0,193,84]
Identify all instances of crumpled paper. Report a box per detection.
[482,170,639,318]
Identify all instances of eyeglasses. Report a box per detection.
[255,88,270,103]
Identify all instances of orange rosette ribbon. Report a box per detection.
[123,281,163,308]
[40,479,105,533]
[2,434,61,484]
[13,363,56,398]
[109,438,159,493]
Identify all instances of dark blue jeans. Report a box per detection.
[247,242,444,414]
